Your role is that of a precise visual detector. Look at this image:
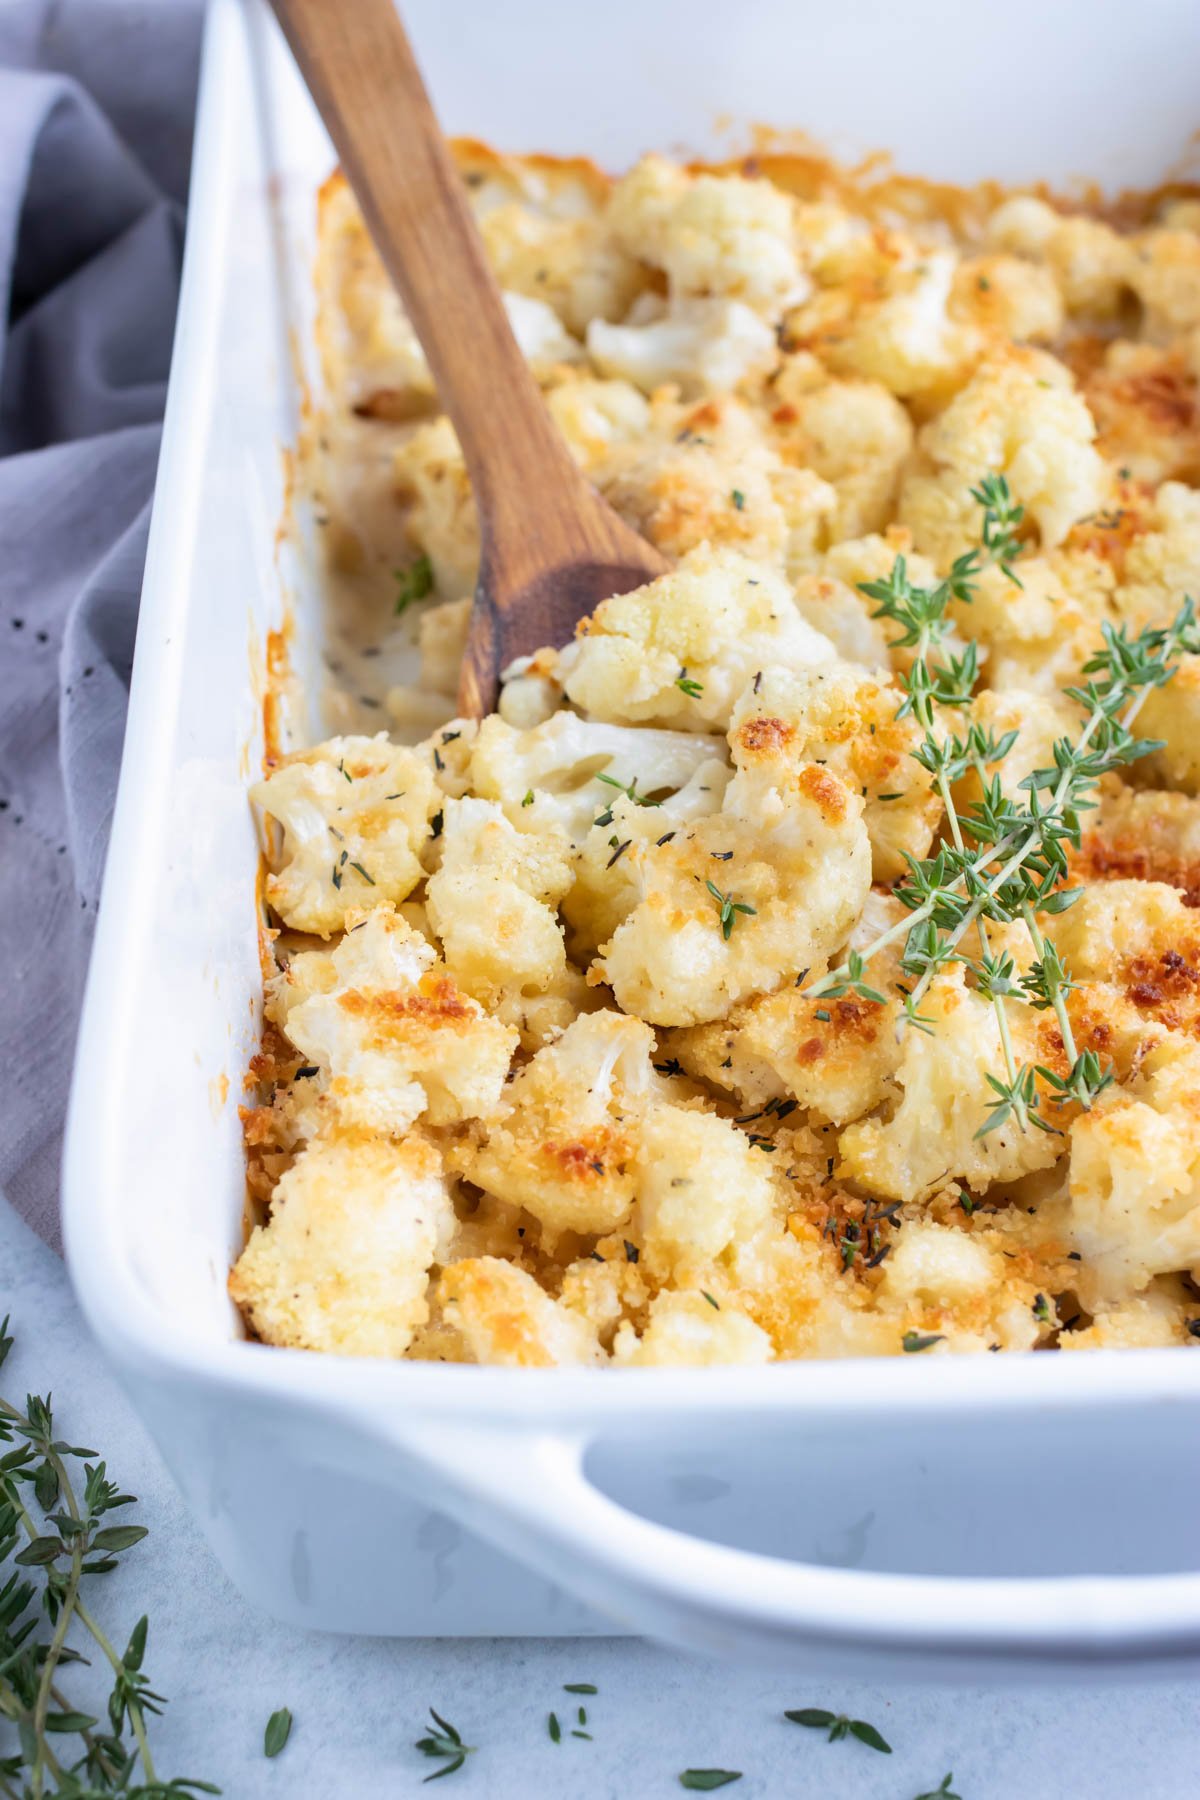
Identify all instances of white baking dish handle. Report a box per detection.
[377,1419,1200,1665]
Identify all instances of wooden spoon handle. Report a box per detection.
[270,0,581,534]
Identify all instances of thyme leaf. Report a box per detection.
[705,879,756,940]
[263,1708,292,1757]
[394,553,434,614]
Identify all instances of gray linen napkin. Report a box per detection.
[0,2,202,1250]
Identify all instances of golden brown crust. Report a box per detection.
[241,137,1200,1368]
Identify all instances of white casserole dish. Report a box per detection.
[62,0,1200,1674]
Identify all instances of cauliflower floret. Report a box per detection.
[1108,567,1200,759]
[563,752,733,959]
[986,196,1133,319]
[822,529,942,597]
[791,248,980,405]
[558,1252,649,1346]
[838,967,1064,1201]
[899,352,1109,563]
[1078,341,1200,487]
[1059,1279,1196,1350]
[462,1011,657,1237]
[597,393,838,574]
[1046,878,1191,980]
[556,543,836,731]
[632,1104,776,1277]
[494,649,563,731]
[883,1218,998,1303]
[952,687,1083,810]
[500,291,589,375]
[469,709,728,847]
[730,663,940,882]
[1068,1034,1200,1302]
[792,200,872,280]
[768,358,915,539]
[477,202,644,335]
[392,417,477,598]
[608,155,808,315]
[425,797,580,1045]
[788,570,893,668]
[877,1219,1046,1352]
[1113,480,1200,635]
[789,530,941,669]
[1071,782,1200,899]
[316,174,433,419]
[666,890,908,1125]
[595,688,871,1025]
[252,735,437,936]
[587,298,777,398]
[318,177,581,415]
[1129,227,1200,342]
[611,1290,772,1366]
[546,375,651,471]
[950,551,1113,693]
[1045,879,1200,1040]
[949,254,1064,344]
[283,906,516,1133]
[460,1008,778,1254]
[413,717,477,803]
[439,1258,605,1367]
[434,291,588,395]
[229,1129,453,1356]
[723,1220,897,1359]
[418,598,471,699]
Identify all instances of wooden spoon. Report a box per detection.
[269,0,670,718]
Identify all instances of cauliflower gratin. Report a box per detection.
[231,141,1200,1367]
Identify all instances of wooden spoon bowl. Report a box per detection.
[269,0,670,717]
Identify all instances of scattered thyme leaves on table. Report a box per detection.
[785,1707,893,1752]
[414,1708,475,1782]
[679,1771,742,1790]
[914,1776,963,1799]
[802,473,1200,1139]
[0,1316,220,1799]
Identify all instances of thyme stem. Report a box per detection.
[801,473,1198,1133]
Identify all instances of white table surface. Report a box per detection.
[3,1198,1194,1799]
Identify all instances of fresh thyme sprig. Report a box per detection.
[784,1708,892,1753]
[414,1708,475,1782]
[804,473,1200,1136]
[0,1318,219,1800]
